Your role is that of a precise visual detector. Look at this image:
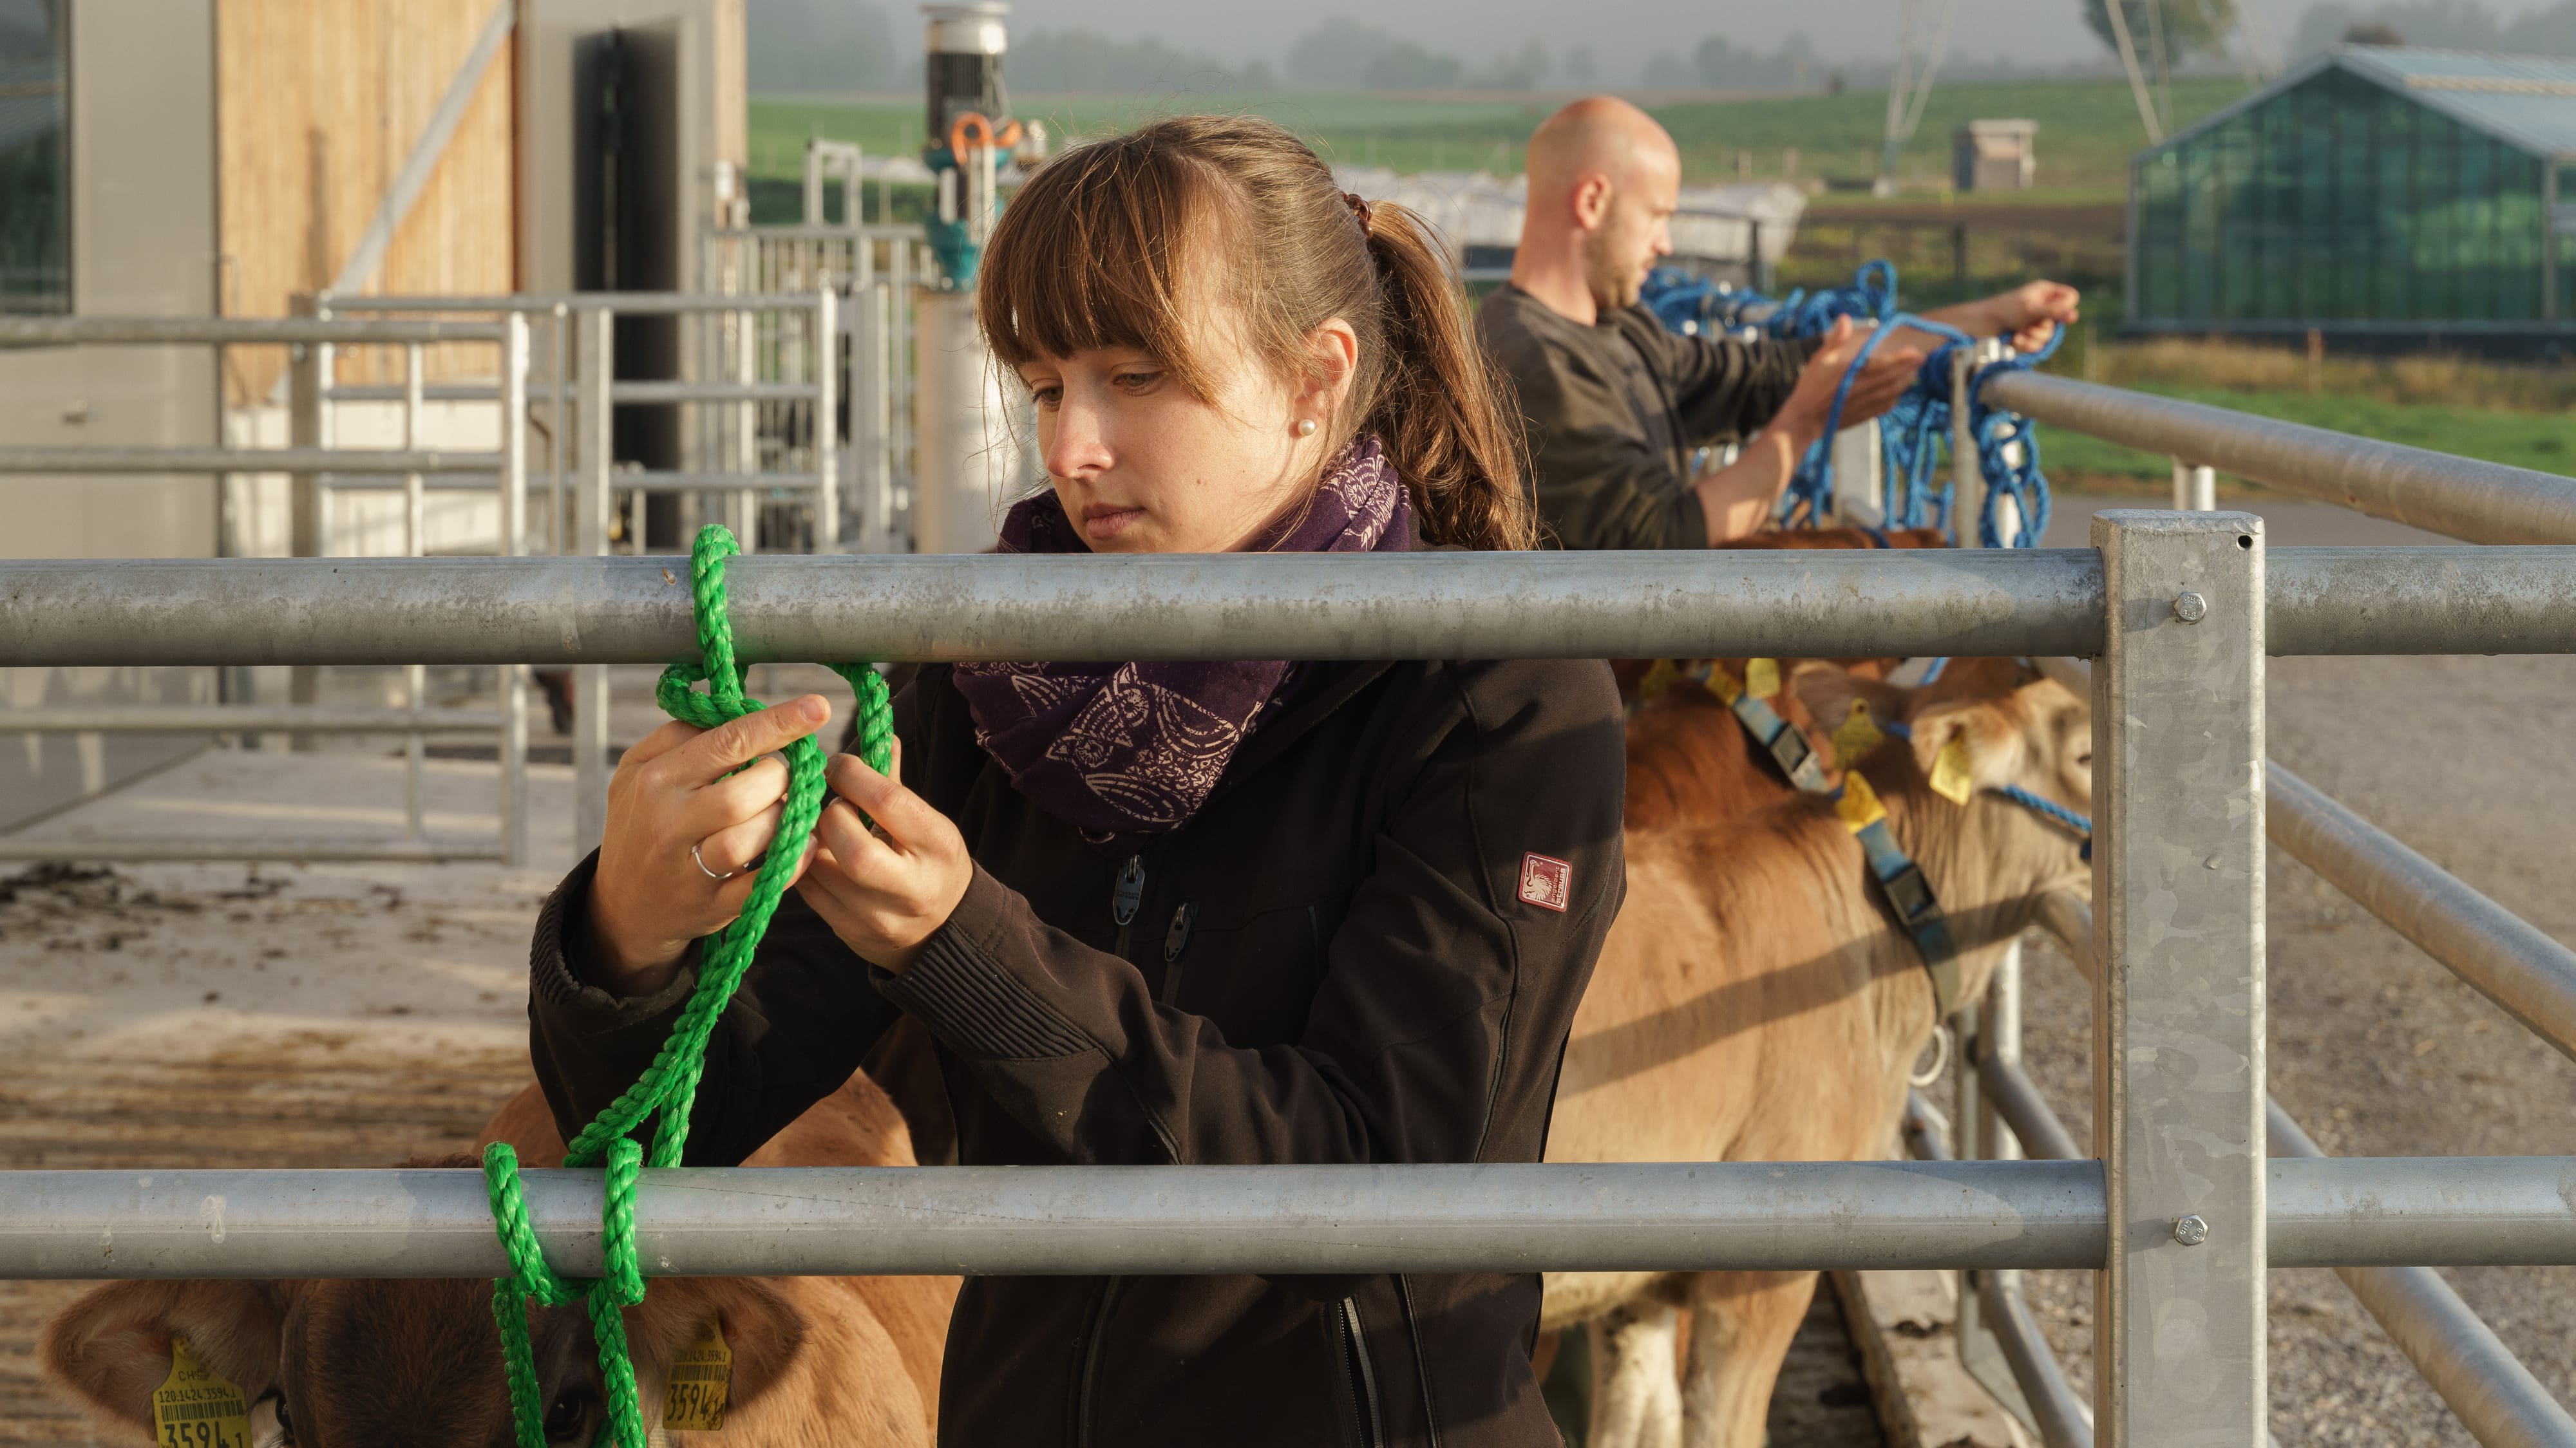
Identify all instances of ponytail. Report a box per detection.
[1357,205,1539,552]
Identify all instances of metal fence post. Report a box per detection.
[402,343,426,844]
[2092,510,2268,1445]
[2171,459,2217,512]
[573,307,615,859]
[287,297,330,731]
[856,279,892,551]
[500,313,531,867]
[815,288,840,552]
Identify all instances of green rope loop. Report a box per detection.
[479,525,893,1448]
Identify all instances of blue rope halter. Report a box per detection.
[1991,783,2093,862]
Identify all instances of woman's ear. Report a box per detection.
[1300,318,1360,424]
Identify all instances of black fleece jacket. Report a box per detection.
[526,652,1625,1448]
[1477,282,1819,550]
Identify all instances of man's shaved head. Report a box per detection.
[1518,97,1683,314]
[1526,97,1680,206]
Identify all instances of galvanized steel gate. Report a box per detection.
[4,373,2576,1445]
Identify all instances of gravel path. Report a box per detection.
[1991,496,2576,1444]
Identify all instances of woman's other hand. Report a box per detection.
[797,740,973,973]
[585,694,831,995]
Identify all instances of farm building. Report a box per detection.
[2127,46,2576,352]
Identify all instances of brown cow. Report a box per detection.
[44,1070,954,1447]
[1545,658,2091,1448]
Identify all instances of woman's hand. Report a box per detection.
[585,694,831,996]
[796,740,973,973]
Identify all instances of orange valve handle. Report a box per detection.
[949,112,995,155]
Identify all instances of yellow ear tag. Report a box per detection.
[152,1335,251,1448]
[661,1318,734,1432]
[1830,700,1885,766]
[1836,771,1888,832]
[1636,658,1681,704]
[1929,733,1976,805]
[1744,657,1781,700]
[1708,665,1743,704]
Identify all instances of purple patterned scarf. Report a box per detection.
[952,437,1412,848]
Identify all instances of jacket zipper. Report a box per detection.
[1075,1277,1121,1448]
[1340,1296,1385,1448]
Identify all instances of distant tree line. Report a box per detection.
[2287,0,2576,53]
[741,0,2576,101]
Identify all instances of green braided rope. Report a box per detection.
[480,525,893,1448]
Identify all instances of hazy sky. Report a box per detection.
[974,0,2571,70]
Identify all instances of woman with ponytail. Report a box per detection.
[533,115,1623,1447]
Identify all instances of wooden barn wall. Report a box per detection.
[217,0,518,404]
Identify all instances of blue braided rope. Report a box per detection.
[1963,324,2066,548]
[1644,259,2060,547]
[1991,784,2093,861]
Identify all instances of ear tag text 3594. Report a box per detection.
[661,1318,734,1432]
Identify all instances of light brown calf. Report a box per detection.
[1545,661,2091,1448]
[44,1070,954,1447]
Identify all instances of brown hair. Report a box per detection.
[978,114,1537,552]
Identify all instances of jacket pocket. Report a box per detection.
[1340,1295,1386,1448]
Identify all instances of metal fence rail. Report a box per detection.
[2029,888,2576,1448]
[1,548,2571,668]
[6,342,2576,1447]
[10,1156,2576,1282]
[1984,370,2576,546]
[0,312,531,865]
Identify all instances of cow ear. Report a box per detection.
[1906,694,2028,796]
[1788,663,1904,748]
[625,1278,809,1420]
[42,1281,289,1436]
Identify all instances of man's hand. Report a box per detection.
[1967,281,2080,352]
[1776,316,1927,444]
[797,740,974,974]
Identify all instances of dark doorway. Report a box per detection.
[574,24,683,547]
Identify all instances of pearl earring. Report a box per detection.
[1296,419,1318,438]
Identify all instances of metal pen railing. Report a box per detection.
[4,357,2576,1444]
[0,314,531,865]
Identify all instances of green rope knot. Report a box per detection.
[481,525,893,1448]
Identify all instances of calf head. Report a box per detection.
[44,1160,812,1447]
[1797,655,2094,934]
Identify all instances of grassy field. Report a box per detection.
[2040,339,2576,488]
[750,75,2257,198]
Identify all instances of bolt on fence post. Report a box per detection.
[573,307,616,859]
[2092,510,2267,1446]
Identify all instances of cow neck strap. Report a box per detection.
[1669,660,1962,1019]
[480,525,895,1448]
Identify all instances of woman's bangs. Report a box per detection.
[982,145,1217,390]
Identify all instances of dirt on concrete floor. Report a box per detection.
[1974,646,2576,1444]
[0,752,571,1444]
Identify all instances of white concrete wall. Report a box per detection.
[0,0,225,834]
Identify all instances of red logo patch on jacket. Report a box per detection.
[1518,852,1572,912]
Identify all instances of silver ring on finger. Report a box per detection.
[691,842,739,882]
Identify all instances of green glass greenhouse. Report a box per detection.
[2128,46,2576,350]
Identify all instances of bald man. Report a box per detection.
[1479,97,2081,550]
